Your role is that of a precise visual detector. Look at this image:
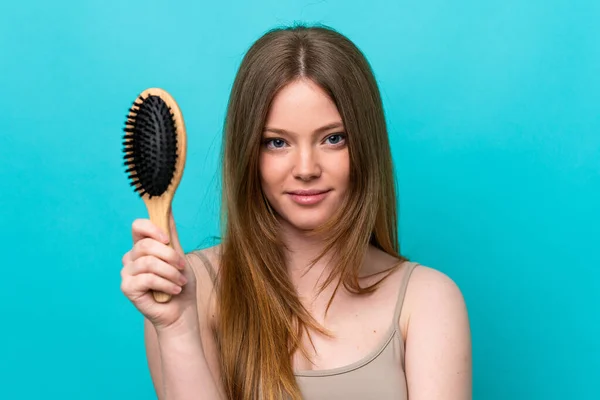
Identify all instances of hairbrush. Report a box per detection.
[122,88,187,303]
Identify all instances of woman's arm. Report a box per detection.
[144,250,225,400]
[403,266,472,399]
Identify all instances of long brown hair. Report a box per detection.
[217,23,407,399]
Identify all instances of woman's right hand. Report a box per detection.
[120,215,199,335]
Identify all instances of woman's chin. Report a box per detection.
[281,215,329,233]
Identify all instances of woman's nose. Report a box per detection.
[292,147,322,181]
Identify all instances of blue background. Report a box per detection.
[1,0,598,398]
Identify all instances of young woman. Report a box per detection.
[121,24,472,400]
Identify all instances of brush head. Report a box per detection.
[123,94,178,199]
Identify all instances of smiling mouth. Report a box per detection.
[287,190,331,205]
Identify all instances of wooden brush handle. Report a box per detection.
[146,197,174,303]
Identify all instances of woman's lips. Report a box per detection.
[287,190,331,205]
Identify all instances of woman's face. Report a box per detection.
[259,78,350,232]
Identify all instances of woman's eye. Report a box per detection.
[325,134,346,145]
[265,138,287,149]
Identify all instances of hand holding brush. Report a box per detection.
[119,88,198,332]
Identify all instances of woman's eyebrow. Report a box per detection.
[263,121,344,136]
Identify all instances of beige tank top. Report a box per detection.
[193,251,417,400]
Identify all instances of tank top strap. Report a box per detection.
[393,261,418,323]
[191,250,218,286]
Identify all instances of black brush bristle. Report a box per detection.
[122,94,178,199]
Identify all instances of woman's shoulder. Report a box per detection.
[401,261,469,339]
[405,263,465,307]
[400,262,472,395]
[186,244,223,281]
[185,245,223,324]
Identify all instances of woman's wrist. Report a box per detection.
[155,308,201,342]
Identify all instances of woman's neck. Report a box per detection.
[278,223,341,301]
